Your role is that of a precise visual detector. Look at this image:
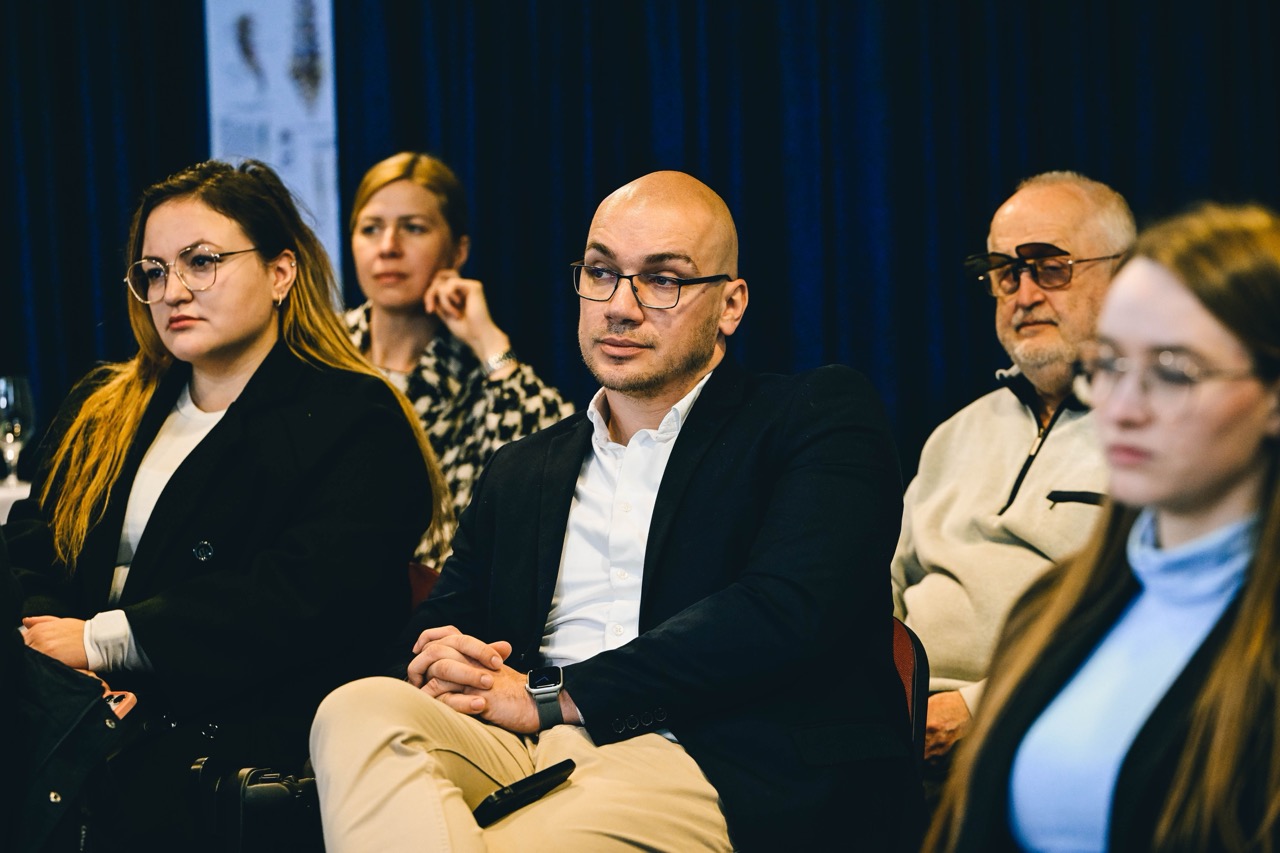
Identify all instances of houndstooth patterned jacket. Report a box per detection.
[346,303,576,565]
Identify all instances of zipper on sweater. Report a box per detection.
[997,402,1068,515]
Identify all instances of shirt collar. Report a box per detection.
[586,370,715,447]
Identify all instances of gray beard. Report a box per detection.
[1011,343,1072,371]
[1010,342,1076,399]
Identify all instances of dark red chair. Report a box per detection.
[408,561,440,608]
[891,616,929,764]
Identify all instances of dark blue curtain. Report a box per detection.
[6,0,1280,473]
[1,0,210,430]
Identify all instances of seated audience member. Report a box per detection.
[310,171,921,851]
[8,160,440,846]
[927,203,1280,851]
[892,172,1135,777]
[346,152,574,565]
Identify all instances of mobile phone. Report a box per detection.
[104,690,137,718]
[472,758,575,827]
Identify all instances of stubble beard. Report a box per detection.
[581,312,721,399]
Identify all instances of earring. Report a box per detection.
[274,295,284,308]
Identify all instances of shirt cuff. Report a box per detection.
[84,609,153,673]
[958,679,986,713]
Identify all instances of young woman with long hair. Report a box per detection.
[928,203,1280,852]
[9,159,446,845]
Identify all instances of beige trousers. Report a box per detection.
[310,677,732,852]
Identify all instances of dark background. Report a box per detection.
[4,0,1278,475]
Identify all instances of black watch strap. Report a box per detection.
[533,690,564,729]
[527,666,565,729]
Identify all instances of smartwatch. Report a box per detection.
[525,666,564,729]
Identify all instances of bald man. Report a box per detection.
[311,172,921,851]
[892,172,1135,778]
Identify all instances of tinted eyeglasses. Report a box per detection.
[963,242,1124,297]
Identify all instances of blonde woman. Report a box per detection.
[346,152,574,567]
[9,160,445,846]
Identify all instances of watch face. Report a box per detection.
[527,666,562,692]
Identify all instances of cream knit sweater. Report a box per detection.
[891,370,1108,711]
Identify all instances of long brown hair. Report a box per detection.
[42,160,453,566]
[930,203,1280,852]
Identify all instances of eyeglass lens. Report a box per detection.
[965,243,1075,296]
[1074,350,1207,410]
[127,246,222,302]
[573,265,683,309]
[987,257,1073,294]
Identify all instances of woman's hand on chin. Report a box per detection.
[424,270,512,367]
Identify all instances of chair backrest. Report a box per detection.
[408,561,440,608]
[891,616,929,764]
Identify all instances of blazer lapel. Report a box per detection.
[118,401,246,601]
[534,417,592,621]
[75,365,189,607]
[642,360,747,596]
[957,577,1137,850]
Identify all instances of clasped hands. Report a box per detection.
[408,625,541,733]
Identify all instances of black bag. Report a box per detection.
[15,648,128,853]
[191,758,324,853]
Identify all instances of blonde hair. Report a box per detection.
[42,160,453,567]
[350,151,469,241]
[930,203,1280,852]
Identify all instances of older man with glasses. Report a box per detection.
[892,171,1135,803]
[311,171,921,851]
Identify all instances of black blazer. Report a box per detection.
[947,567,1273,852]
[8,343,432,763]
[405,359,922,850]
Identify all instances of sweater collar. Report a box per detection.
[995,364,1088,415]
[1126,507,1255,605]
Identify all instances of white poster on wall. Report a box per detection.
[205,0,341,296]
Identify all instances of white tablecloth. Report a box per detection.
[0,480,31,523]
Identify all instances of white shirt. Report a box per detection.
[83,385,224,672]
[540,372,713,668]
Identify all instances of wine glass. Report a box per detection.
[0,376,35,485]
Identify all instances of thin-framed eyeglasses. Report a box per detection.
[963,242,1124,298]
[570,263,732,310]
[1072,341,1257,412]
[124,244,258,304]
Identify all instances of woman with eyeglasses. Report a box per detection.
[7,160,445,846]
[927,203,1280,852]
[346,152,574,569]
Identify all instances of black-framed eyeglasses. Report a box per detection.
[963,242,1124,298]
[124,244,258,304]
[1072,340,1257,412]
[571,263,732,309]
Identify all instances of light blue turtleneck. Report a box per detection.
[1006,508,1255,853]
